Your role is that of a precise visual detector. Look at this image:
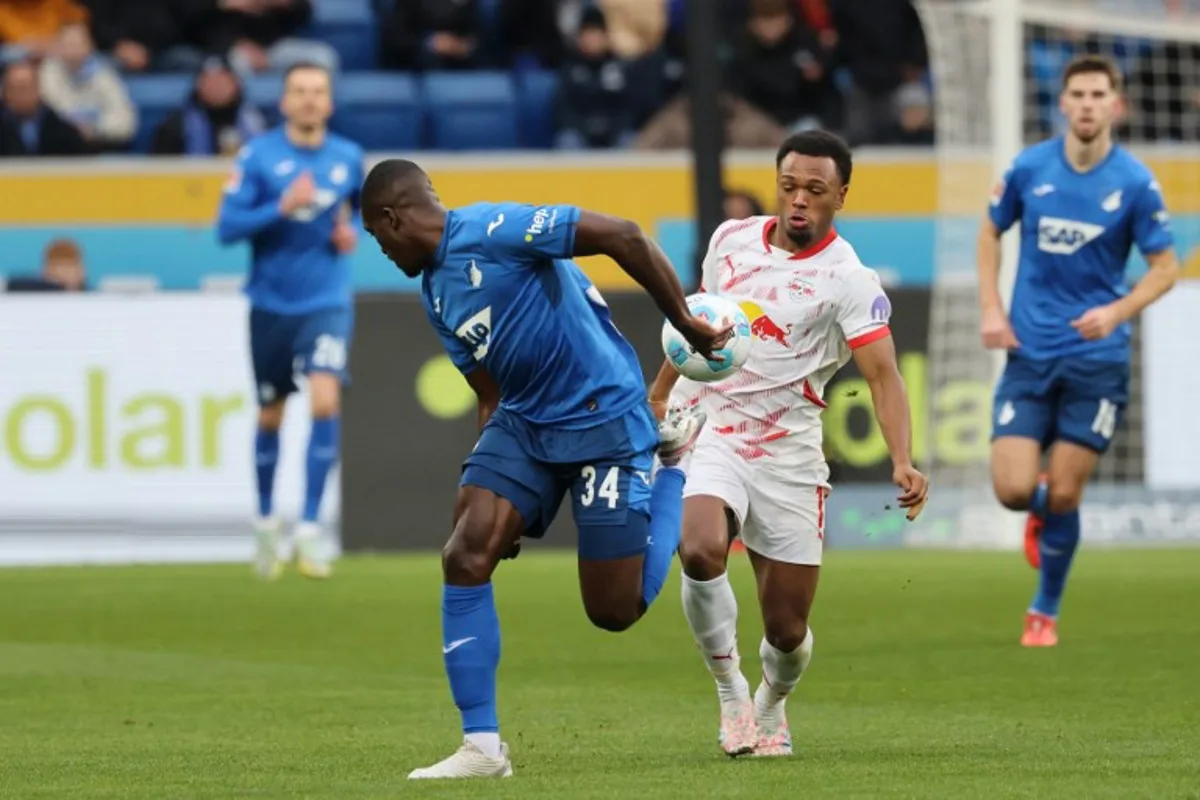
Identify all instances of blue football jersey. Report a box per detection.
[422,201,648,428]
[216,127,365,315]
[989,138,1174,361]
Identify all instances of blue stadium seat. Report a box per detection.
[307,0,377,71]
[423,71,519,151]
[125,74,192,151]
[516,69,559,148]
[331,72,423,151]
[242,72,285,126]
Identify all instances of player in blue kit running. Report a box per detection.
[360,158,732,779]
[216,63,365,580]
[977,55,1179,647]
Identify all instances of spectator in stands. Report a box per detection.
[39,22,136,150]
[888,80,933,145]
[596,0,667,60]
[190,0,338,76]
[634,92,784,150]
[729,0,841,134]
[829,0,929,146]
[555,7,635,149]
[724,189,765,220]
[6,238,88,292]
[0,58,89,155]
[379,0,482,71]
[0,0,88,62]
[498,0,572,69]
[151,54,264,157]
[82,0,198,73]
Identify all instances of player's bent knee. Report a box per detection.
[763,619,809,654]
[993,481,1035,512]
[1046,481,1084,514]
[441,533,495,586]
[678,536,727,582]
[258,403,285,432]
[308,373,341,418]
[584,602,641,633]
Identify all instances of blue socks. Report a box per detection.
[303,416,340,523]
[643,466,685,608]
[1030,479,1049,517]
[254,429,280,518]
[442,583,501,735]
[1032,509,1081,618]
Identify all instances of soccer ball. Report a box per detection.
[662,293,752,383]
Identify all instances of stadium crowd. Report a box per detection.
[0,0,935,156]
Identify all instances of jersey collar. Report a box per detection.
[762,217,838,260]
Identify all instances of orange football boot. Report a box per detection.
[1024,474,1048,569]
[1021,611,1058,647]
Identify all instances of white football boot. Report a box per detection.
[293,521,332,579]
[407,739,513,779]
[253,516,283,580]
[752,682,794,757]
[658,405,707,468]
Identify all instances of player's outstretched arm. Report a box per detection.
[647,358,681,421]
[571,211,731,359]
[852,334,928,518]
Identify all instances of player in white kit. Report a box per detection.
[649,131,929,757]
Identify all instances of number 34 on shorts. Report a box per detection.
[571,461,653,525]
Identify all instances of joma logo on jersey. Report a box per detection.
[1037,216,1105,255]
[455,307,492,361]
[523,207,557,241]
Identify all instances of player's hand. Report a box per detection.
[677,314,735,362]
[279,171,316,215]
[331,221,357,253]
[893,463,929,521]
[1071,304,1121,341]
[980,306,1020,350]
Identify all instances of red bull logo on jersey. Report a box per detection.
[739,300,792,347]
[1037,216,1105,255]
[788,274,817,300]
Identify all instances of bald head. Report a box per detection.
[361,159,447,278]
[362,159,431,213]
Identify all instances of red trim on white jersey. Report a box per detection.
[847,325,891,350]
[802,378,828,409]
[761,218,839,260]
[816,487,826,540]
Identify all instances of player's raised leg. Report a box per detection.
[678,494,756,756]
[572,405,703,631]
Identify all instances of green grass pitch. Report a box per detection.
[2,548,1198,799]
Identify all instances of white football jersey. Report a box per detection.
[670,215,892,484]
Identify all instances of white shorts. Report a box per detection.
[682,429,828,566]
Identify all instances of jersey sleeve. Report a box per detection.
[988,158,1025,234]
[836,269,892,350]
[485,203,582,263]
[698,220,734,293]
[215,144,281,244]
[423,291,479,374]
[1131,178,1174,257]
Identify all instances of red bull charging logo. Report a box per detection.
[739,301,792,347]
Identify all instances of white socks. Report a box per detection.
[465,732,501,758]
[754,628,814,719]
[682,572,750,705]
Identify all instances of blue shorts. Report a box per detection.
[992,355,1130,454]
[461,403,658,561]
[249,307,353,405]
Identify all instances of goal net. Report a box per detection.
[911,0,1200,547]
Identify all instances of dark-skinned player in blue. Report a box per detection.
[977,55,1178,647]
[360,159,733,779]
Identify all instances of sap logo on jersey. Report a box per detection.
[455,307,492,360]
[1037,216,1105,255]
[524,207,558,242]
